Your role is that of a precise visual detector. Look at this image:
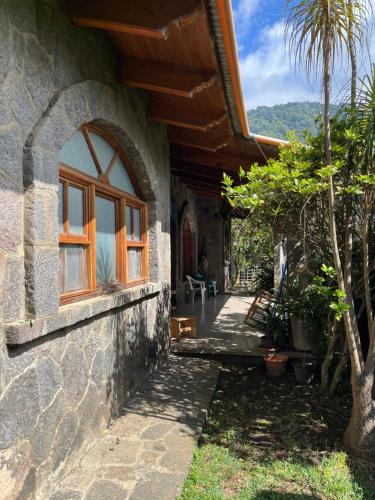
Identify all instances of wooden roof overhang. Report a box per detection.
[66,0,286,199]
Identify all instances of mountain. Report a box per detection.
[247,101,325,141]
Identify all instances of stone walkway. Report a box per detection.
[48,356,221,500]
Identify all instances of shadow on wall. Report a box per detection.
[105,285,170,420]
[0,285,170,498]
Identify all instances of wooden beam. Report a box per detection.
[150,100,227,132]
[67,0,201,39]
[172,161,225,181]
[170,144,252,172]
[172,170,223,186]
[187,187,223,199]
[168,127,232,151]
[120,57,217,98]
[179,176,222,191]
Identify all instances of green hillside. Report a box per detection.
[247,101,325,141]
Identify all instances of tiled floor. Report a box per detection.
[171,294,264,356]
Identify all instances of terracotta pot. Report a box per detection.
[292,359,316,384]
[264,353,288,377]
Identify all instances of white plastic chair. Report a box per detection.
[186,275,206,303]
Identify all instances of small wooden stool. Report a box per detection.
[170,317,197,341]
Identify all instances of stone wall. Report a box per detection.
[171,177,226,303]
[171,177,199,303]
[197,197,225,292]
[0,1,170,497]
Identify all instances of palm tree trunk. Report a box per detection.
[347,0,357,108]
[323,31,364,378]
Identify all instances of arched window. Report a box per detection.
[58,125,147,304]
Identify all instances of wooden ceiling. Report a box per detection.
[66,0,282,198]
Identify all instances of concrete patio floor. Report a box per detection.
[171,294,264,356]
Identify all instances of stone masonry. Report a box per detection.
[48,356,221,500]
[0,1,171,497]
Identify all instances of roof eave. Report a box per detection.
[209,0,287,149]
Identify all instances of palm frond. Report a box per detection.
[284,0,369,79]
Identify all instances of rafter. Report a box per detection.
[172,170,222,186]
[168,127,232,151]
[171,159,239,182]
[67,0,201,39]
[186,186,222,199]
[170,144,252,172]
[150,100,227,132]
[120,57,217,98]
[179,176,222,191]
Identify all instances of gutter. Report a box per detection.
[215,0,250,138]
[250,133,289,147]
[212,0,288,149]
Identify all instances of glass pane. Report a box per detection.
[133,208,141,242]
[96,196,117,285]
[58,182,64,233]
[126,206,132,240]
[58,130,98,178]
[89,132,115,172]
[60,245,87,293]
[68,186,84,235]
[109,157,136,195]
[127,248,142,280]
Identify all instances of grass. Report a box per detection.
[181,366,375,499]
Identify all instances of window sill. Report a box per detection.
[5,282,162,346]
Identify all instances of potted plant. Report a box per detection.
[282,276,331,353]
[264,352,289,377]
[250,304,288,351]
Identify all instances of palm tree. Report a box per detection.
[285,0,375,458]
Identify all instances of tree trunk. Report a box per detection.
[329,339,348,395]
[321,318,338,392]
[344,371,375,458]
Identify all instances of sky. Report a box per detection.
[232,0,375,110]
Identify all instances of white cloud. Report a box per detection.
[239,22,320,109]
[233,0,260,36]
[239,17,375,110]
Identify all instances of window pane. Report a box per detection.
[60,245,87,293]
[58,130,98,178]
[96,196,117,285]
[89,132,115,172]
[126,205,132,240]
[127,248,142,280]
[133,208,141,242]
[58,182,64,233]
[68,186,84,235]
[109,157,136,195]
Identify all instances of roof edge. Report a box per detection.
[250,133,289,147]
[210,0,288,149]
[214,0,250,137]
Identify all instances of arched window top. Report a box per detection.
[58,125,137,196]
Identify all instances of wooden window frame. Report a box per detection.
[59,125,148,305]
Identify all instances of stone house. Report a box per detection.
[0,0,280,497]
